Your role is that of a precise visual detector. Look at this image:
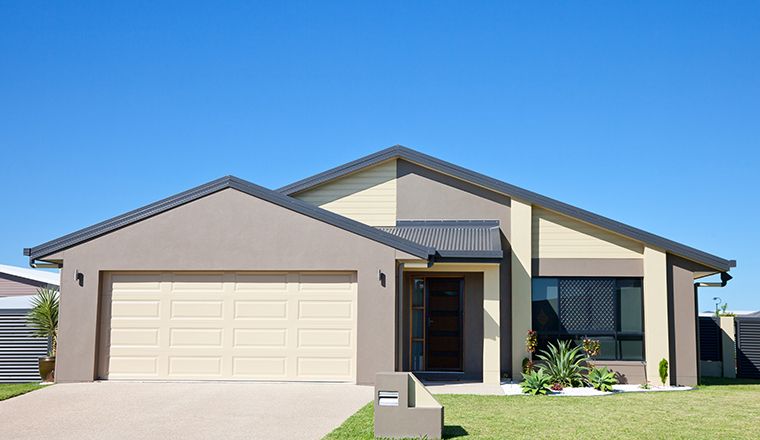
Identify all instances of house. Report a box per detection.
[24,146,734,386]
[0,264,59,382]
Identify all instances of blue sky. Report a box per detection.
[1,2,758,310]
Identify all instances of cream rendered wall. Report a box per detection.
[532,207,644,259]
[644,247,670,384]
[294,160,397,227]
[511,199,532,380]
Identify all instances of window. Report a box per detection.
[532,277,644,361]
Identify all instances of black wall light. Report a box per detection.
[75,270,84,287]
[378,270,386,287]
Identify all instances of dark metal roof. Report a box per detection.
[378,220,503,259]
[24,176,436,264]
[278,145,736,272]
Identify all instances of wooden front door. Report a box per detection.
[409,276,464,372]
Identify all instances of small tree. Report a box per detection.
[658,358,669,386]
[27,287,59,357]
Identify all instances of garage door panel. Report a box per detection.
[110,328,160,347]
[234,300,288,319]
[169,328,224,347]
[298,300,353,320]
[170,300,224,319]
[234,273,289,291]
[171,274,225,291]
[297,329,352,348]
[111,300,161,319]
[101,271,356,382]
[110,274,162,291]
[298,273,353,290]
[108,357,159,377]
[233,329,288,348]
[168,356,223,376]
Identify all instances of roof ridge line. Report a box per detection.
[27,174,435,264]
[277,145,735,271]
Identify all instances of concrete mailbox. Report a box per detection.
[374,372,443,439]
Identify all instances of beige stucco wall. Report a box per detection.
[294,159,397,226]
[719,316,736,379]
[48,188,399,384]
[644,247,670,384]
[510,199,532,380]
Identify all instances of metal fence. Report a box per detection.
[0,309,48,383]
[736,316,760,379]
[698,317,722,362]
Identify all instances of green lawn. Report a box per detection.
[324,379,760,439]
[0,383,47,401]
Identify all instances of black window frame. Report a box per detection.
[531,276,645,361]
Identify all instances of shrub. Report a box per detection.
[536,340,588,387]
[520,369,552,395]
[659,358,669,386]
[587,367,617,392]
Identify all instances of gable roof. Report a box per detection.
[279,145,736,272]
[25,176,436,264]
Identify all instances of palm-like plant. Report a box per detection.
[535,340,588,387]
[27,287,59,357]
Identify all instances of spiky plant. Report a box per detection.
[27,287,59,357]
[536,340,588,387]
[520,368,552,395]
[587,367,618,392]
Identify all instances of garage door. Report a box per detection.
[98,272,357,381]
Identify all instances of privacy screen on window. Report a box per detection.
[532,277,644,361]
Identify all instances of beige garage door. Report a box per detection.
[98,272,357,381]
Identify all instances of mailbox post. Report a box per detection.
[374,372,443,439]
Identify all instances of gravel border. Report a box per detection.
[501,382,693,397]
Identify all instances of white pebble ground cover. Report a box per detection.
[501,382,693,396]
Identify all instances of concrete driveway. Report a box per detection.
[0,381,373,440]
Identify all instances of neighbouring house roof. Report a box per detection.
[0,295,39,309]
[278,145,736,272]
[378,220,503,259]
[25,176,436,264]
[0,264,59,287]
[699,310,760,318]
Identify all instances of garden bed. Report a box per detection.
[502,382,692,396]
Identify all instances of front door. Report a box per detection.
[409,276,464,372]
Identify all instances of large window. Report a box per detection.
[532,277,644,361]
